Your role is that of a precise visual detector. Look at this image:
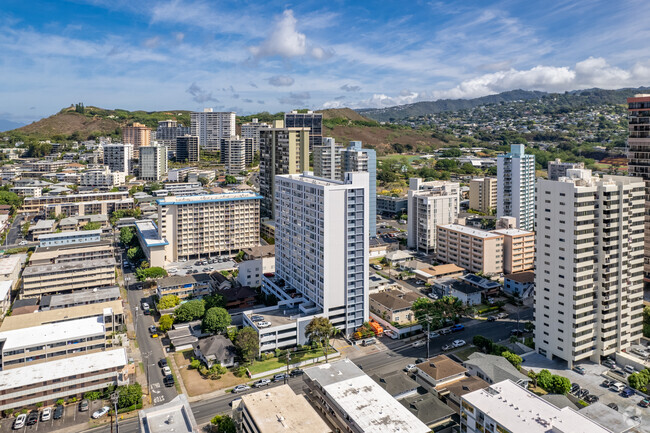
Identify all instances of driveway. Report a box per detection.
[0,399,107,433]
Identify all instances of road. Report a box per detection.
[4,214,23,246]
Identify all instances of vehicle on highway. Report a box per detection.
[79,399,89,411]
[404,364,416,372]
[608,403,619,411]
[452,339,466,348]
[13,414,26,430]
[162,366,172,376]
[53,405,64,419]
[412,340,425,348]
[371,264,383,270]
[26,411,39,426]
[442,344,453,351]
[159,358,168,367]
[450,324,464,332]
[163,374,175,387]
[251,315,264,322]
[257,321,271,328]
[232,385,251,393]
[290,369,304,377]
[639,398,650,408]
[253,379,271,388]
[41,407,52,421]
[487,316,496,322]
[92,407,110,419]
[273,374,287,382]
[573,366,586,375]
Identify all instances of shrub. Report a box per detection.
[35,402,43,408]
[501,351,523,369]
[189,359,201,370]
[83,391,101,401]
[234,366,247,377]
[55,399,64,406]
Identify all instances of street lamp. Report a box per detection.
[110,391,119,433]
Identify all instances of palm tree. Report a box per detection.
[305,317,339,362]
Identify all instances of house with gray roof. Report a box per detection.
[192,335,236,368]
[463,352,530,387]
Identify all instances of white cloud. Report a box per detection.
[186,82,217,103]
[143,36,160,49]
[250,10,306,59]
[267,75,295,87]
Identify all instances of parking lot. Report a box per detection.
[165,258,237,276]
[522,353,650,431]
[0,399,107,433]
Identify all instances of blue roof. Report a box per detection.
[134,220,168,247]
[157,192,262,206]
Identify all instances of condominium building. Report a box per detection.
[341,141,377,237]
[156,119,190,156]
[79,167,125,187]
[627,94,650,284]
[241,118,270,154]
[25,160,69,173]
[490,228,535,274]
[138,395,198,433]
[103,144,133,174]
[22,258,116,298]
[190,109,236,152]
[39,286,121,310]
[547,158,585,181]
[407,178,460,253]
[156,274,213,300]
[284,110,322,149]
[259,120,310,219]
[436,224,503,275]
[157,193,261,262]
[38,229,102,247]
[220,136,250,175]
[535,169,645,366]
[30,241,114,266]
[44,197,134,217]
[139,144,168,181]
[313,137,342,180]
[176,135,200,163]
[266,172,369,335]
[10,186,41,197]
[497,144,535,231]
[468,177,497,213]
[23,191,129,213]
[460,380,611,433]
[376,195,407,216]
[122,122,151,158]
[0,349,128,411]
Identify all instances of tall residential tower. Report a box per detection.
[497,144,535,231]
[190,109,236,152]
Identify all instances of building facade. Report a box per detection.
[284,110,322,149]
[341,141,377,238]
[407,178,460,253]
[468,177,497,214]
[547,158,585,181]
[535,169,644,366]
[497,144,535,231]
[376,195,407,216]
[313,137,342,180]
[220,136,249,175]
[436,224,503,275]
[38,229,102,247]
[103,144,133,174]
[22,258,116,298]
[176,135,200,163]
[139,144,168,181]
[240,118,270,154]
[490,228,535,274]
[122,122,151,158]
[79,167,125,188]
[190,109,236,152]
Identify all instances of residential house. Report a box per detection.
[503,271,535,298]
[369,289,420,325]
[463,352,530,387]
[192,335,237,368]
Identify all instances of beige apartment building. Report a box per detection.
[157,193,262,262]
[45,198,134,217]
[23,191,129,213]
[491,228,535,274]
[21,258,116,298]
[436,224,504,275]
[469,177,497,213]
[122,122,151,158]
[29,240,114,265]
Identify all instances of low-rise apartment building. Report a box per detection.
[10,186,42,198]
[0,255,24,282]
[22,191,129,213]
[0,316,106,369]
[503,271,535,298]
[28,219,57,240]
[39,286,121,310]
[38,229,102,247]
[156,274,213,300]
[436,224,504,275]
[237,254,275,288]
[490,228,534,274]
[376,195,407,216]
[45,197,134,217]
[0,348,129,411]
[79,167,125,187]
[29,240,114,265]
[21,258,116,298]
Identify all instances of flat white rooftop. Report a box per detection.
[157,192,261,206]
[0,316,105,351]
[439,224,502,239]
[0,280,12,301]
[134,220,168,247]
[491,228,534,236]
[0,348,127,390]
[463,380,611,433]
[0,255,23,276]
[39,229,102,239]
[139,394,198,433]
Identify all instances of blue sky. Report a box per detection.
[1,0,649,123]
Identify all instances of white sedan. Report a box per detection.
[92,406,110,419]
[40,408,52,421]
[453,339,466,348]
[412,340,425,347]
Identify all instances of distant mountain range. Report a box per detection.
[357,87,650,122]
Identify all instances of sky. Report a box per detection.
[1,0,650,124]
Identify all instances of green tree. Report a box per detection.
[159,314,174,332]
[536,369,553,390]
[120,227,134,245]
[21,222,30,237]
[149,182,162,192]
[174,299,205,322]
[305,317,338,362]
[157,295,181,310]
[82,222,101,231]
[127,246,142,262]
[204,293,226,310]
[412,296,466,329]
[472,335,493,353]
[548,375,571,394]
[234,326,259,363]
[116,383,143,409]
[135,266,168,281]
[501,351,522,369]
[210,415,236,433]
[224,175,238,185]
[202,307,231,334]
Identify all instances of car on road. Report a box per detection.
[573,366,586,375]
[53,405,64,420]
[257,321,272,328]
[371,264,383,270]
[273,374,287,382]
[26,411,39,426]
[79,399,89,411]
[487,316,496,322]
[253,379,271,388]
[251,315,264,322]
[41,408,52,421]
[453,339,466,347]
[163,374,175,387]
[608,403,619,411]
[159,358,168,368]
[439,328,452,335]
[404,364,416,372]
[162,366,172,376]
[450,324,464,332]
[12,414,26,430]
[149,326,157,334]
[232,385,250,393]
[92,407,110,419]
[496,313,508,319]
[290,369,304,377]
[442,344,454,351]
[428,331,440,338]
[412,340,425,348]
[19,241,28,246]
[639,398,650,408]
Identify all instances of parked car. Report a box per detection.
[41,408,52,422]
[602,359,616,368]
[19,241,28,246]
[79,399,89,411]
[26,411,39,426]
[253,379,271,388]
[257,321,272,328]
[442,344,453,351]
[13,414,26,430]
[496,313,508,319]
[412,340,425,348]
[251,315,264,322]
[608,403,619,411]
[428,331,440,338]
[273,374,287,382]
[404,364,416,372]
[162,366,172,376]
[624,365,637,374]
[148,326,157,334]
[371,264,383,270]
[439,328,452,335]
[573,366,586,375]
[570,383,580,394]
[232,385,250,393]
[639,398,650,408]
[290,369,304,377]
[159,358,168,368]
[577,389,589,399]
[92,407,110,419]
[361,337,377,346]
[487,316,496,322]
[163,374,175,387]
[609,382,625,392]
[585,395,599,404]
[53,405,64,420]
[427,292,439,300]
[415,280,425,286]
[621,387,636,398]
[510,329,524,337]
[601,379,613,387]
[384,330,398,339]
[632,347,650,358]
[450,324,464,332]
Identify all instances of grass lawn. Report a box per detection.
[173,351,248,397]
[528,385,548,396]
[247,347,336,375]
[452,345,478,361]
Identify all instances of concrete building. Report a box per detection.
[79,167,125,188]
[233,384,332,433]
[157,193,261,262]
[156,274,212,300]
[103,143,133,174]
[21,258,116,298]
[190,109,235,152]
[122,122,151,158]
[535,169,645,366]
[0,348,129,411]
[237,255,275,288]
[39,286,121,310]
[313,137,342,180]
[241,118,270,154]
[44,197,133,217]
[407,178,460,253]
[38,229,102,247]
[139,144,168,181]
[502,271,535,298]
[461,380,612,433]
[548,158,585,181]
[155,119,190,157]
[138,394,198,433]
[436,224,504,275]
[35,241,113,265]
[175,135,200,163]
[23,191,129,213]
[490,228,535,274]
[303,359,429,433]
[0,255,25,283]
[284,110,322,149]
[10,186,42,198]
[627,94,650,285]
[341,141,377,238]
[134,219,168,268]
[28,219,56,240]
[497,144,535,231]
[463,352,530,386]
[376,195,407,216]
[220,136,249,175]
[259,120,310,219]
[469,177,497,213]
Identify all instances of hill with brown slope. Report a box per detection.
[16,111,121,138]
[325,124,450,155]
[317,108,374,122]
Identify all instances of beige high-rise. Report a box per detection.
[436,224,503,275]
[469,177,497,213]
[122,122,151,158]
[490,228,534,274]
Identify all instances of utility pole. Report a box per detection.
[285,351,291,384]
[111,391,119,433]
[426,321,430,359]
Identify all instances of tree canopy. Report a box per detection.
[202,307,231,334]
[234,326,259,363]
[412,296,466,329]
[174,299,205,323]
[305,317,338,362]
[157,295,180,310]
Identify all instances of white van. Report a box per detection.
[609,382,625,392]
[624,365,637,374]
[361,337,377,346]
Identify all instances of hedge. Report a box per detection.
[117,402,143,414]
